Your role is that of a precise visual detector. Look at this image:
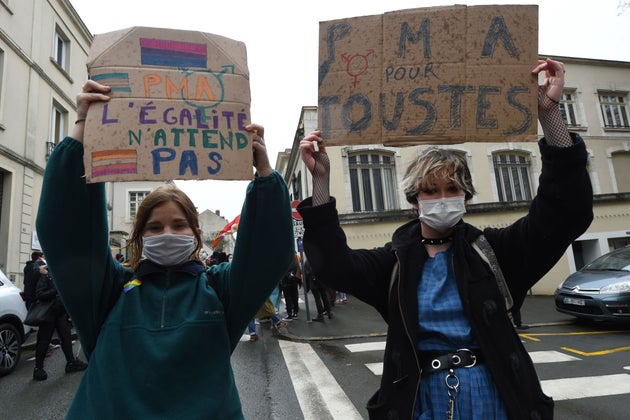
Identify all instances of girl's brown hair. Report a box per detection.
[127,184,202,270]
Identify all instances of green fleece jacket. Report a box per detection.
[36,137,295,419]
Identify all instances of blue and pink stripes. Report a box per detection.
[140,38,207,68]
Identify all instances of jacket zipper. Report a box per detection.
[395,253,422,419]
[160,274,171,328]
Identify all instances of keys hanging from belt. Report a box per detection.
[445,368,460,420]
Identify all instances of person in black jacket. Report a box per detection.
[32,265,88,381]
[297,58,593,419]
[22,251,43,309]
[279,255,301,319]
[304,259,333,321]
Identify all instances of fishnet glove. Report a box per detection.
[538,86,572,148]
[311,151,331,206]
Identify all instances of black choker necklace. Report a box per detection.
[421,236,453,245]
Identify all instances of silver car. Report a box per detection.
[0,269,30,376]
[555,245,630,323]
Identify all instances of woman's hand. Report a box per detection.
[72,80,111,142]
[532,58,572,147]
[532,58,565,109]
[300,131,330,206]
[300,131,330,178]
[246,123,272,177]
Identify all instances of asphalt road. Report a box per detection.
[4,294,629,419]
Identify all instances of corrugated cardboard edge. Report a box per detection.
[87,26,249,79]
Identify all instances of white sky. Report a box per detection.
[68,0,630,221]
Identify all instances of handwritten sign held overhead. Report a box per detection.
[318,5,539,146]
[84,27,252,183]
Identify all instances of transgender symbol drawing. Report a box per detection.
[341,49,375,88]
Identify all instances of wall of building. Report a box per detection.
[0,0,91,285]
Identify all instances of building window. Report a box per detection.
[492,151,533,202]
[48,102,67,159]
[599,92,630,129]
[291,172,303,201]
[559,90,580,127]
[0,48,4,117]
[53,27,69,70]
[611,151,630,193]
[129,191,150,218]
[348,151,397,212]
[0,48,4,93]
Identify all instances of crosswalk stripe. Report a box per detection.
[528,350,581,363]
[541,374,630,400]
[279,340,363,420]
[365,362,383,376]
[345,342,386,352]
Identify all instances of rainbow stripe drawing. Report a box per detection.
[90,73,131,92]
[91,149,138,178]
[140,38,207,68]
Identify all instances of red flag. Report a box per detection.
[212,215,240,248]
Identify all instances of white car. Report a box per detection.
[0,269,30,377]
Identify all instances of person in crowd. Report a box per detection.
[297,59,593,419]
[335,291,348,304]
[23,251,43,309]
[32,265,88,381]
[280,254,301,319]
[208,250,229,267]
[512,307,530,330]
[35,80,295,418]
[247,298,288,341]
[303,259,332,321]
[25,251,59,355]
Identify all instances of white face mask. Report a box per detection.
[142,233,195,267]
[418,196,466,233]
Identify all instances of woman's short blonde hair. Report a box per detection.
[401,147,476,205]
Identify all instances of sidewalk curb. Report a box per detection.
[526,321,574,327]
[276,320,574,342]
[277,330,387,342]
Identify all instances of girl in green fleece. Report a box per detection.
[36,80,295,419]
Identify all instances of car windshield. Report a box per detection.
[585,247,630,271]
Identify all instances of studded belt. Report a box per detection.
[420,348,482,374]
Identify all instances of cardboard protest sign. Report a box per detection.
[84,27,252,183]
[318,5,538,146]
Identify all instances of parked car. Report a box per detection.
[0,269,30,376]
[555,245,630,323]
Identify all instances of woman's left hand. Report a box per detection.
[532,58,565,105]
[246,123,272,177]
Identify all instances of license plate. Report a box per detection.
[564,297,586,306]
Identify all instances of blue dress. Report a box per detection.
[414,249,508,419]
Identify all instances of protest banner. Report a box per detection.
[83,26,252,183]
[318,5,539,145]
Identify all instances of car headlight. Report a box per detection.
[600,281,630,294]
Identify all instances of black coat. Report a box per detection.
[303,260,326,291]
[297,135,593,420]
[280,260,300,288]
[35,271,66,322]
[23,261,38,308]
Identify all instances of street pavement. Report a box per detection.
[275,292,572,341]
[21,294,571,350]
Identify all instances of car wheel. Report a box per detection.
[0,322,23,377]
